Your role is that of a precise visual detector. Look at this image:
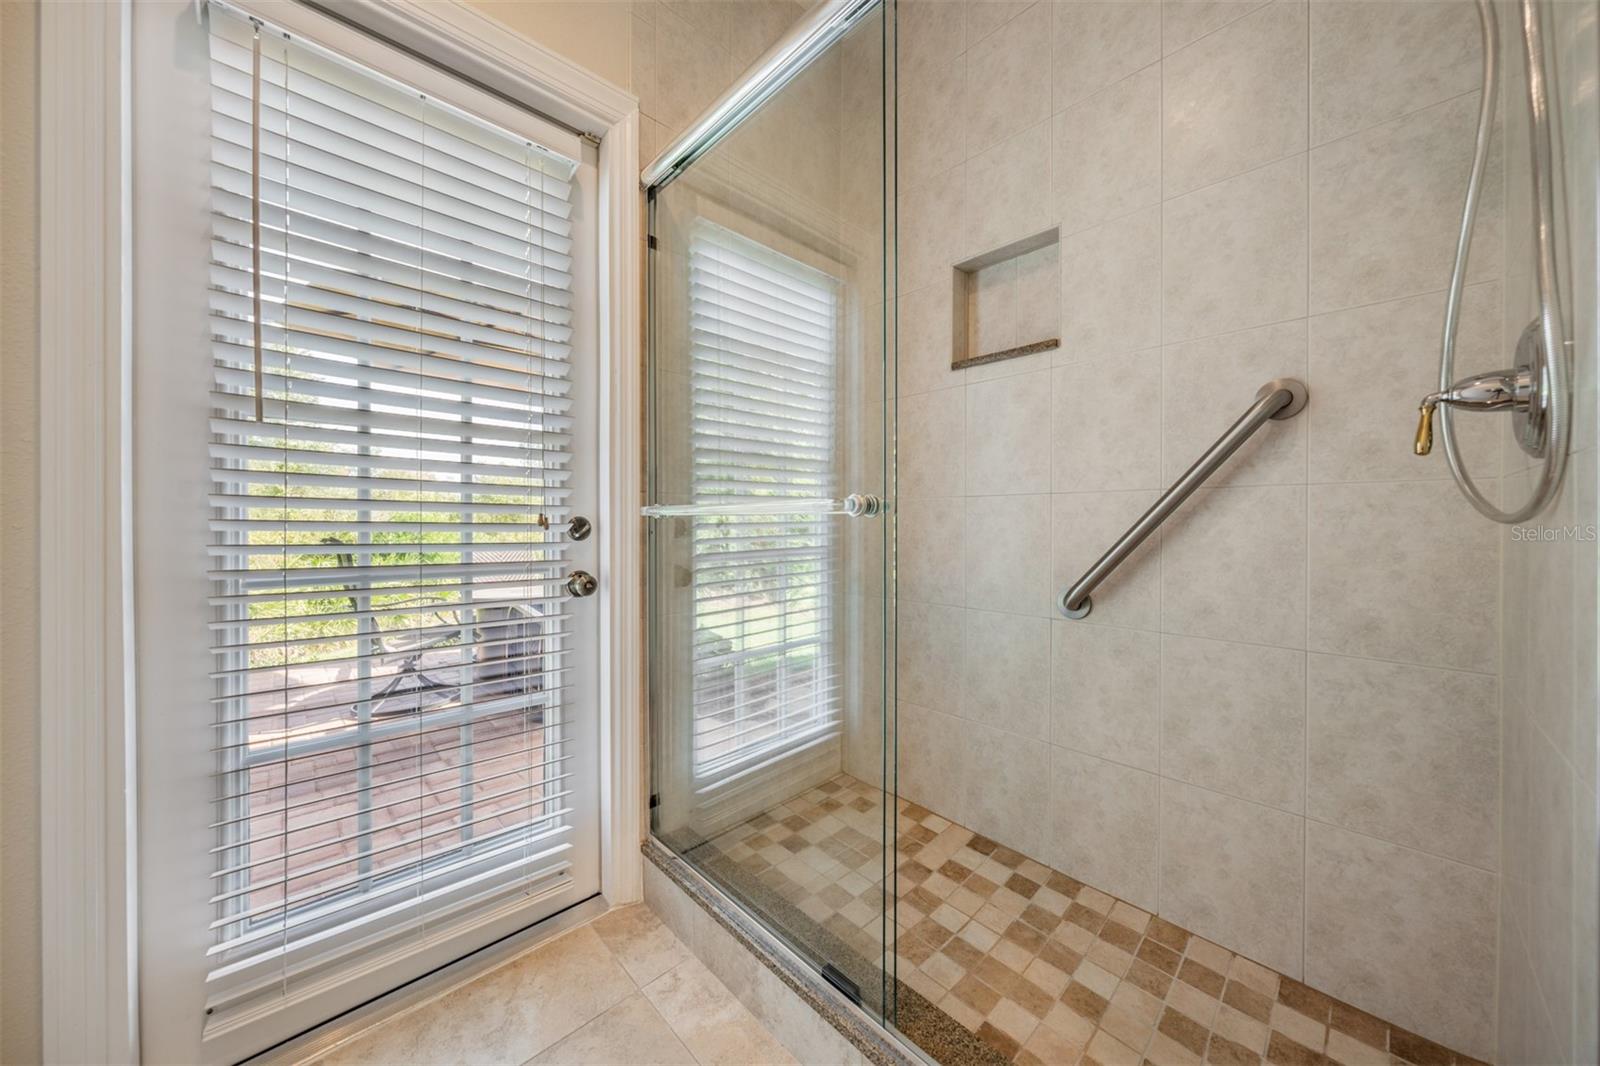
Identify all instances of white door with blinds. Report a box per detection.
[686,222,842,793]
[131,3,600,1061]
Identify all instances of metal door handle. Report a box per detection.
[566,570,598,598]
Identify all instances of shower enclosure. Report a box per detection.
[646,0,1600,1062]
[644,0,900,1027]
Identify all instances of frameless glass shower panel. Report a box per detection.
[646,3,895,1020]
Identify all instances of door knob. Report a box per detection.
[566,570,598,598]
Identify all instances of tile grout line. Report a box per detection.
[1155,0,1167,942]
[1302,0,1314,997]
[724,774,1476,1065]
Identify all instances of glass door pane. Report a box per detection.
[645,0,896,1024]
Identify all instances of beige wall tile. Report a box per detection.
[632,14,657,115]
[900,700,969,821]
[1054,349,1163,493]
[1307,480,1499,671]
[1053,0,1161,113]
[963,723,1053,857]
[1306,654,1498,869]
[660,0,730,53]
[1060,207,1162,364]
[965,492,1054,616]
[1504,480,1578,749]
[1052,622,1161,771]
[896,496,966,606]
[1309,92,1502,313]
[1304,822,1497,1059]
[1054,66,1162,236]
[898,601,967,707]
[899,54,967,193]
[1496,911,1570,1066]
[1160,485,1308,648]
[969,0,1036,55]
[968,119,1053,253]
[1160,635,1306,813]
[1162,155,1308,342]
[900,165,968,296]
[1308,0,1482,146]
[1306,284,1501,483]
[725,0,806,72]
[965,0,1051,153]
[898,283,961,397]
[1158,780,1304,977]
[900,386,968,500]
[898,0,966,89]
[1161,319,1308,488]
[1050,747,1161,910]
[651,8,732,133]
[1053,490,1164,631]
[644,862,701,950]
[1161,0,1272,54]
[964,609,1052,739]
[1507,717,1580,1058]
[738,934,867,1064]
[969,368,1053,494]
[1162,0,1307,197]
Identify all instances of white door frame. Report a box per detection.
[37,2,642,1059]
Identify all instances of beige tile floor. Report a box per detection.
[699,775,1486,1066]
[311,905,797,1066]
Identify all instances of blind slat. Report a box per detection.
[204,3,581,1001]
[687,221,841,782]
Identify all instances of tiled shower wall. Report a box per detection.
[1495,0,1600,1062]
[894,0,1511,1056]
[630,0,810,169]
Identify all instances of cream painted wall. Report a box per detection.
[463,0,634,90]
[0,0,40,1061]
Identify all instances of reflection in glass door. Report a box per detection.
[644,0,897,1026]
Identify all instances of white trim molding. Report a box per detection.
[597,110,645,905]
[38,0,139,1061]
[311,0,636,134]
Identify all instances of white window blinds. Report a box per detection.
[688,222,842,781]
[205,5,579,1012]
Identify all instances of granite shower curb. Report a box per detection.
[643,836,935,1066]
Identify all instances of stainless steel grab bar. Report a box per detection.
[1058,378,1309,619]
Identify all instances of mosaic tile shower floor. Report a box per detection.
[698,774,1488,1066]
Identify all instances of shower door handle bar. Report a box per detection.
[641,494,885,519]
[1058,378,1308,620]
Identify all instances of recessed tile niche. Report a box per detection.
[950,227,1060,370]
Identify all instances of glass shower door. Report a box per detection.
[644,1,897,1024]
